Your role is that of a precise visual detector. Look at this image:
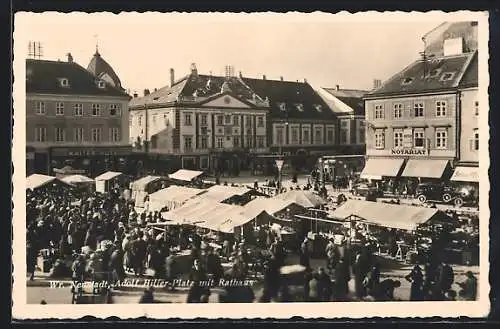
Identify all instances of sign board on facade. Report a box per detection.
[403,128,413,148]
[51,147,131,157]
[275,159,284,171]
[391,148,428,156]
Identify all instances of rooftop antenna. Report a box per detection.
[420,36,427,77]
[93,34,99,54]
[28,41,44,59]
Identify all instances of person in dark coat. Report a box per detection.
[187,259,208,303]
[373,279,401,301]
[26,241,38,281]
[139,287,155,303]
[299,239,310,269]
[131,232,147,276]
[109,244,125,283]
[364,263,381,297]
[334,257,350,301]
[317,267,332,301]
[405,265,424,301]
[436,262,454,295]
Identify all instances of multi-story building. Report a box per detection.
[129,64,270,175]
[26,50,131,176]
[362,23,478,186]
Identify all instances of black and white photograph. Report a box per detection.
[12,11,490,319]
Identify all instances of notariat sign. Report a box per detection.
[391,148,428,156]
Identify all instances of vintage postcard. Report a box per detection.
[12,11,490,319]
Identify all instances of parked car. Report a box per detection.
[351,183,383,197]
[415,182,478,207]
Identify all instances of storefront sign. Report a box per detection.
[51,147,131,157]
[391,148,428,156]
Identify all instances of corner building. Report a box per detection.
[362,30,478,188]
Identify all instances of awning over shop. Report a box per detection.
[169,169,204,182]
[330,200,447,231]
[401,159,449,179]
[360,158,405,179]
[94,171,123,181]
[450,166,479,183]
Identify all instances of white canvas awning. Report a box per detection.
[95,171,123,181]
[273,190,326,208]
[148,186,204,212]
[26,174,58,190]
[360,158,405,179]
[169,169,204,182]
[61,174,95,184]
[401,159,449,179]
[450,166,479,183]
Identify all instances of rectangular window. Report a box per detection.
[233,115,239,126]
[276,127,284,145]
[184,136,193,150]
[245,136,253,148]
[393,130,403,148]
[91,128,102,142]
[109,104,121,116]
[200,136,208,149]
[291,128,299,144]
[91,104,101,116]
[35,101,46,115]
[435,128,448,149]
[74,103,83,116]
[473,130,479,151]
[375,131,385,149]
[109,128,120,142]
[257,136,265,148]
[257,116,264,127]
[358,120,365,144]
[74,127,84,142]
[54,127,65,142]
[216,137,224,148]
[414,130,425,148]
[152,115,157,126]
[217,115,224,125]
[201,114,208,125]
[314,128,323,144]
[225,115,232,124]
[340,129,348,145]
[436,101,447,117]
[35,127,47,142]
[184,113,192,126]
[56,102,64,116]
[138,115,142,126]
[475,101,479,116]
[326,127,334,143]
[414,102,424,117]
[233,136,240,147]
[302,129,310,144]
[393,103,402,118]
[246,116,252,127]
[374,104,384,119]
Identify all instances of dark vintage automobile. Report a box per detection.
[415,182,478,207]
[351,182,384,198]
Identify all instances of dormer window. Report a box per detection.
[440,72,455,81]
[97,80,106,89]
[314,104,323,112]
[59,78,69,87]
[426,69,441,79]
[401,77,414,85]
[295,103,304,112]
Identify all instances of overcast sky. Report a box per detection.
[15,12,448,93]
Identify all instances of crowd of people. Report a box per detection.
[26,175,478,304]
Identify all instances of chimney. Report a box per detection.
[443,37,465,56]
[262,75,266,80]
[304,78,308,83]
[133,92,138,98]
[144,89,150,96]
[238,71,243,78]
[280,76,284,81]
[336,84,340,91]
[154,88,158,92]
[170,68,175,87]
[66,53,73,63]
[373,79,382,89]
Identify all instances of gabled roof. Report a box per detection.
[26,59,129,98]
[366,52,476,98]
[242,77,336,121]
[320,88,367,116]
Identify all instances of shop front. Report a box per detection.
[50,146,132,178]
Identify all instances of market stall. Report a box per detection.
[26,174,70,190]
[168,169,205,185]
[148,185,204,212]
[94,171,126,194]
[273,190,327,208]
[130,175,170,208]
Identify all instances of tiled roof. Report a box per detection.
[366,52,475,97]
[129,77,189,108]
[241,77,336,120]
[87,50,123,89]
[321,88,367,116]
[458,52,478,88]
[26,59,129,98]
